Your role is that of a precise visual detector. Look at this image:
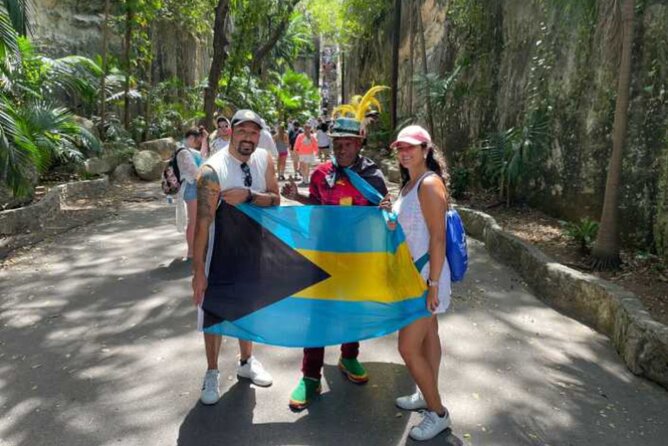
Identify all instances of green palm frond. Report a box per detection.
[479,108,551,203]
[2,0,31,36]
[39,54,102,101]
[271,11,314,68]
[16,101,100,164]
[107,89,142,102]
[0,96,44,196]
[0,6,19,61]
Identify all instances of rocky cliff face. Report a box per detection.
[31,0,211,86]
[343,0,668,257]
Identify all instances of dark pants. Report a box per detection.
[302,342,359,380]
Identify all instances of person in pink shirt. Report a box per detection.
[294,120,319,186]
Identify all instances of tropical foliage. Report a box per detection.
[479,109,551,206]
[563,217,600,254]
[1,3,100,197]
[305,0,391,43]
[0,0,395,200]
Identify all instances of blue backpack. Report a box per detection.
[445,209,468,282]
[345,167,468,282]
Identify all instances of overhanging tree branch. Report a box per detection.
[250,0,300,74]
[202,0,231,127]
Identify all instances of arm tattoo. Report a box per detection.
[196,166,220,222]
[193,167,220,269]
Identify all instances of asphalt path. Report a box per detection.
[1,183,667,446]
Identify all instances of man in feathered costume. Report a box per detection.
[281,86,390,410]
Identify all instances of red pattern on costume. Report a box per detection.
[308,162,371,206]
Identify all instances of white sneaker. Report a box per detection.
[200,369,220,405]
[396,391,427,410]
[237,356,273,387]
[409,409,451,441]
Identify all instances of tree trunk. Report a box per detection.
[416,6,435,138]
[591,0,635,270]
[314,34,321,91]
[390,0,401,132]
[99,0,111,139]
[249,0,300,75]
[202,0,232,127]
[123,2,133,130]
[143,25,153,142]
[341,50,345,104]
[407,2,415,117]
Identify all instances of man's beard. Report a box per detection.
[237,141,256,156]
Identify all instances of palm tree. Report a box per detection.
[2,0,30,36]
[100,0,111,137]
[591,0,635,270]
[270,69,320,122]
[390,0,401,131]
[0,1,19,60]
[1,3,101,197]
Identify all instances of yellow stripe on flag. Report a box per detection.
[293,243,427,303]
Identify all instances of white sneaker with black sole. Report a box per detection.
[395,391,427,411]
[200,369,220,405]
[409,409,451,441]
[237,356,273,387]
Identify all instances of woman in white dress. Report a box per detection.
[381,124,452,441]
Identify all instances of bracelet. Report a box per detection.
[427,278,440,287]
[245,189,253,203]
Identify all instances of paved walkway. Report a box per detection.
[1,183,667,446]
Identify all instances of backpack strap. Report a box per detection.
[412,171,444,270]
[172,146,188,182]
[415,171,437,193]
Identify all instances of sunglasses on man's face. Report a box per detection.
[240,162,252,187]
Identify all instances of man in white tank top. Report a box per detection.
[191,109,280,405]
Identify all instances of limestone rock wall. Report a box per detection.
[31,0,211,86]
[343,0,668,256]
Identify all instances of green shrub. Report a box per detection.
[449,166,470,200]
[563,217,599,253]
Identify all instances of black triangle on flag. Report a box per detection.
[202,202,330,328]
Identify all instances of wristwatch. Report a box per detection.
[245,189,254,203]
[427,278,439,287]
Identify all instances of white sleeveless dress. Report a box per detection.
[392,172,451,314]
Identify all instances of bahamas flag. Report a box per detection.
[201,202,429,347]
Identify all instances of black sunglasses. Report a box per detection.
[240,162,252,187]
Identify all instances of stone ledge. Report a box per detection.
[457,206,668,390]
[0,176,109,236]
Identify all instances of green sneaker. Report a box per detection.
[289,377,321,411]
[338,357,369,384]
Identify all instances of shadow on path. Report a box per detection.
[177,362,462,445]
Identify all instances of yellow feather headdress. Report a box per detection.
[333,85,390,122]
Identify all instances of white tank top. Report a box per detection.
[202,147,270,277]
[203,147,269,192]
[392,172,451,313]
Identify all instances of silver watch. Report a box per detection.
[427,279,439,287]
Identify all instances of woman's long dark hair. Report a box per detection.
[400,143,450,200]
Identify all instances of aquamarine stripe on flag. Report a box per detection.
[204,296,430,348]
[236,203,404,253]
